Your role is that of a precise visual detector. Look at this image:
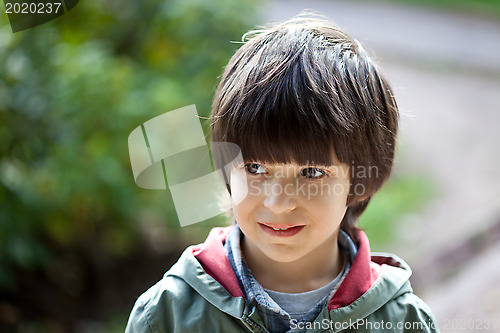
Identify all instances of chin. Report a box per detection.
[265,250,304,264]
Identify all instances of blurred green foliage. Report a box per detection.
[359,174,435,251]
[0,0,442,330]
[0,0,258,325]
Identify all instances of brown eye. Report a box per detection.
[300,167,325,179]
[245,163,266,174]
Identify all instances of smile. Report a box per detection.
[258,223,305,237]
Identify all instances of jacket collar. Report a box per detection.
[192,226,244,298]
[328,229,381,310]
[192,226,397,310]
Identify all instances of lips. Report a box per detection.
[258,222,305,237]
[260,223,300,230]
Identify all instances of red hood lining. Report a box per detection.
[192,227,244,298]
[192,226,381,310]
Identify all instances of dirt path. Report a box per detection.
[264,1,500,330]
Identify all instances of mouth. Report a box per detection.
[258,222,305,237]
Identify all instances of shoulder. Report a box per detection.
[124,245,248,333]
[364,285,439,333]
[124,255,202,333]
[366,256,439,333]
[349,252,439,332]
[394,289,438,332]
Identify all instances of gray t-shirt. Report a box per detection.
[225,225,358,332]
[264,263,347,322]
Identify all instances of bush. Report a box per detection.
[0,0,258,330]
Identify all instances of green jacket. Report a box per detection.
[125,227,438,332]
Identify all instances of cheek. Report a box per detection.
[229,169,250,207]
[303,180,349,215]
[300,179,349,200]
[231,194,260,227]
[230,175,260,219]
[328,181,350,205]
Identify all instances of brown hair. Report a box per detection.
[210,14,399,241]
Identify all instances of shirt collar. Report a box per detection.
[224,223,358,332]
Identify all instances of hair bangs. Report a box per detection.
[230,115,337,167]
[222,53,343,167]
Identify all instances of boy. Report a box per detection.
[126,14,438,333]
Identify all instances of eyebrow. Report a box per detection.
[247,161,341,168]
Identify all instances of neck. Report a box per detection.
[241,233,344,293]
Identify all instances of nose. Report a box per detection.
[263,181,297,214]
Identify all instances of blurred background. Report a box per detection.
[0,0,499,332]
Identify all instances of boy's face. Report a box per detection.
[230,154,350,264]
